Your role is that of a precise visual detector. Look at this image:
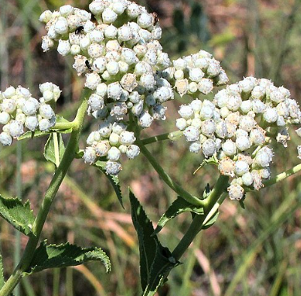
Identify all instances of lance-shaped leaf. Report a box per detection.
[95,161,124,208]
[44,133,66,166]
[0,255,4,289]
[202,210,219,230]
[153,196,204,235]
[129,190,179,294]
[25,241,111,274]
[0,196,35,236]
[143,243,180,296]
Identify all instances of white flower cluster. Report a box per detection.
[177,77,301,200]
[40,0,175,174]
[0,83,60,146]
[83,121,139,175]
[162,50,229,97]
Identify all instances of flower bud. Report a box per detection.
[54,17,69,35]
[83,147,97,164]
[85,73,101,90]
[108,147,121,161]
[126,145,140,159]
[202,139,216,157]
[138,111,153,128]
[8,120,24,137]
[102,8,118,24]
[228,184,244,200]
[106,161,122,175]
[25,116,39,131]
[0,131,12,146]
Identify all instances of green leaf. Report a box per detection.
[145,244,179,296]
[129,190,179,294]
[153,197,204,235]
[189,2,210,43]
[44,133,66,166]
[239,200,246,209]
[25,241,111,274]
[95,161,124,208]
[202,211,219,230]
[18,130,51,141]
[18,116,72,141]
[0,255,5,289]
[0,196,35,236]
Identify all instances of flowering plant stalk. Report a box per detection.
[1,1,301,295]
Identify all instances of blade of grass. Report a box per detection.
[52,268,60,296]
[224,191,301,296]
[21,277,36,296]
[269,260,287,296]
[73,265,106,296]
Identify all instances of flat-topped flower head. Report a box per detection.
[40,0,174,134]
[83,121,140,175]
[0,84,61,146]
[176,77,301,200]
[162,50,229,98]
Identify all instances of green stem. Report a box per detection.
[14,141,22,296]
[172,176,229,261]
[137,140,205,207]
[53,120,76,131]
[0,90,90,296]
[263,163,301,187]
[140,130,183,145]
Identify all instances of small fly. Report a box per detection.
[75,26,84,35]
[85,60,92,70]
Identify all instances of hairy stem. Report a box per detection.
[0,90,90,296]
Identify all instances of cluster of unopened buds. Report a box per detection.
[177,77,301,200]
[0,83,60,146]
[2,0,301,201]
[39,0,180,175]
[162,50,228,96]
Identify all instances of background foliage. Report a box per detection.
[1,0,301,295]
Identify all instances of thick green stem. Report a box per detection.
[0,90,90,296]
[137,140,205,207]
[172,176,229,260]
[53,120,76,131]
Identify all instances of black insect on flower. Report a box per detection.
[75,26,84,35]
[85,60,92,70]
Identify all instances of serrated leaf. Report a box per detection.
[25,241,111,274]
[153,197,204,235]
[0,196,35,236]
[0,255,5,289]
[95,161,124,208]
[44,133,66,166]
[129,190,179,294]
[144,243,179,296]
[202,211,219,230]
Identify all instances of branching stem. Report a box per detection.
[0,89,90,296]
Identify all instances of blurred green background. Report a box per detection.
[1,0,301,295]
